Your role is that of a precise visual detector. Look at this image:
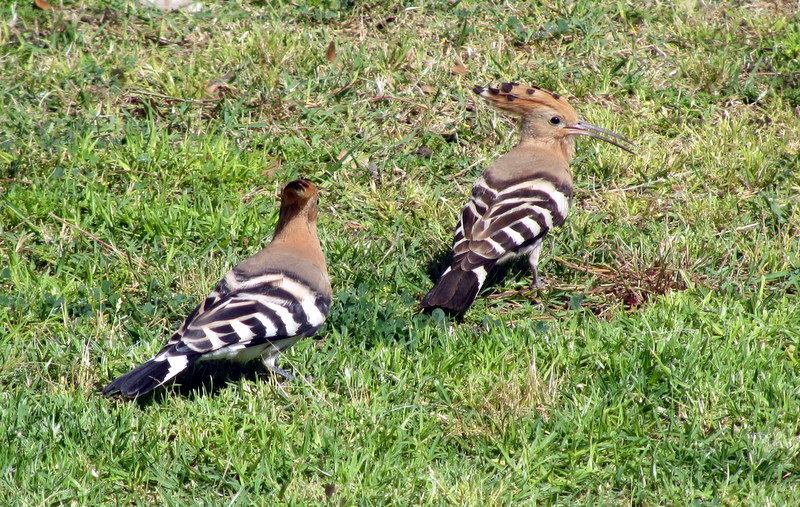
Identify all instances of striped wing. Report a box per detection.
[452,174,572,270]
[160,269,331,359]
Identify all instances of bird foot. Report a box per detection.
[267,365,295,382]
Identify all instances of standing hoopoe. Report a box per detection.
[104,179,332,398]
[421,82,636,313]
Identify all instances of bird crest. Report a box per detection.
[473,82,578,123]
[282,179,318,204]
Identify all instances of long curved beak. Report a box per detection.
[566,121,638,155]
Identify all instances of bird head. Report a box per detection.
[281,179,319,205]
[278,179,320,226]
[473,82,636,158]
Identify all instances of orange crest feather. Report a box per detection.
[473,82,577,123]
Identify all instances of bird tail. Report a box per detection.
[420,266,490,314]
[102,349,199,398]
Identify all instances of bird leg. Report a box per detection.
[528,241,544,289]
[262,353,295,381]
[268,365,295,381]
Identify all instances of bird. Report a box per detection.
[421,82,636,314]
[103,179,332,398]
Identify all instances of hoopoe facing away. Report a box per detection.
[421,83,636,314]
[104,179,332,398]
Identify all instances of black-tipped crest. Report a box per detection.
[473,81,577,121]
[277,179,320,231]
[281,179,318,207]
[284,179,313,193]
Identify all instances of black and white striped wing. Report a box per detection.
[453,175,572,269]
[176,271,330,353]
[146,271,328,375]
[164,289,226,348]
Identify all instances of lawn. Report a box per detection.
[1,0,799,503]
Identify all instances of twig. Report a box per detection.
[104,169,157,177]
[377,228,402,266]
[714,222,758,236]
[755,71,800,76]
[48,212,146,268]
[351,95,430,108]
[0,178,33,185]
[129,89,217,105]
[143,34,191,47]
[445,157,488,181]
[486,288,539,299]
[552,257,613,275]
[607,178,668,193]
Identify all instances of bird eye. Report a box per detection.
[550,116,561,125]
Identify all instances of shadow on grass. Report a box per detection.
[424,247,453,283]
[118,361,286,406]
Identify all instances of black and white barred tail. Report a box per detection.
[101,349,201,399]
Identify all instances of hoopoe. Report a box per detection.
[103,179,332,398]
[421,82,636,313]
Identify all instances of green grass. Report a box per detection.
[2,0,799,503]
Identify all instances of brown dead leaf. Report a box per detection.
[242,187,266,204]
[325,41,337,63]
[34,0,53,10]
[263,156,282,177]
[337,149,368,170]
[204,72,233,96]
[413,146,433,158]
[450,64,468,75]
